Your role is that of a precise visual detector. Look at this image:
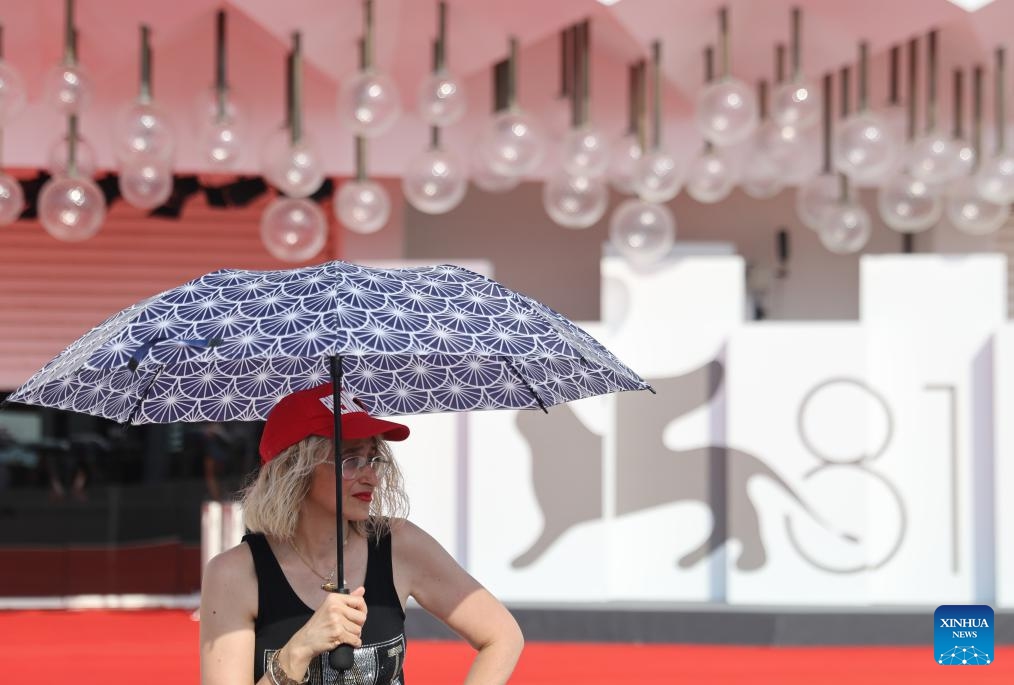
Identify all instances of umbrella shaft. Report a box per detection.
[329,355,347,591]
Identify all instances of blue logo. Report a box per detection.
[935,605,994,665]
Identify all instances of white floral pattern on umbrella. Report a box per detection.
[9,261,650,423]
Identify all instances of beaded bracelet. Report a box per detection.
[268,650,310,685]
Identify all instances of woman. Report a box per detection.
[200,383,523,684]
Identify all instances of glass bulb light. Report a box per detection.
[38,174,106,241]
[417,70,466,127]
[0,172,24,225]
[47,135,97,178]
[118,155,174,210]
[607,133,642,195]
[770,78,821,129]
[686,148,736,204]
[818,201,872,254]
[0,60,27,125]
[946,175,1010,236]
[975,152,1014,205]
[834,112,899,183]
[335,179,391,234]
[877,171,943,233]
[741,150,784,199]
[261,129,325,198]
[543,172,608,229]
[631,148,682,203]
[696,78,759,146]
[796,173,840,230]
[338,69,402,138]
[608,199,676,266]
[561,125,611,177]
[114,101,176,163]
[402,146,468,214]
[907,133,967,186]
[43,63,92,115]
[195,86,240,125]
[756,119,821,184]
[471,150,520,193]
[260,196,328,262]
[477,109,546,178]
[200,118,243,168]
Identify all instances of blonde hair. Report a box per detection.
[240,435,409,542]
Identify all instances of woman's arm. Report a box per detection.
[199,544,264,685]
[200,544,368,685]
[394,521,524,685]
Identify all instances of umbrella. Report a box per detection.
[6,259,651,668]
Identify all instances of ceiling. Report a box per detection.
[0,0,1010,179]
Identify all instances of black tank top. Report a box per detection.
[243,531,406,685]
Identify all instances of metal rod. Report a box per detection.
[290,32,302,145]
[758,80,768,121]
[569,26,580,129]
[355,136,366,182]
[996,47,1006,153]
[635,60,647,153]
[718,6,730,79]
[652,40,662,151]
[363,0,374,71]
[507,37,518,110]
[973,65,983,169]
[907,37,918,143]
[953,68,964,141]
[68,114,79,177]
[215,10,227,120]
[579,21,590,128]
[888,44,900,105]
[858,42,869,112]
[776,43,786,84]
[791,6,802,81]
[64,0,76,65]
[840,65,851,119]
[493,58,509,113]
[430,37,441,146]
[839,66,851,202]
[436,0,447,72]
[139,25,152,103]
[704,45,714,152]
[559,27,572,98]
[927,29,938,133]
[822,72,832,175]
[626,63,638,134]
[285,51,292,132]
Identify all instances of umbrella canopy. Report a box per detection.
[7,260,650,422]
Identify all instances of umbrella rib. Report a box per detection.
[504,358,549,414]
[126,365,165,425]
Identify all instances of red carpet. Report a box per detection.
[2,610,1012,684]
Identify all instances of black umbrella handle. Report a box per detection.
[327,588,355,671]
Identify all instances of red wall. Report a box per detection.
[0,542,201,595]
[0,190,343,390]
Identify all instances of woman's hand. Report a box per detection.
[276,586,368,678]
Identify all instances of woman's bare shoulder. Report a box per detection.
[202,540,258,610]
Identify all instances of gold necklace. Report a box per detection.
[290,531,348,592]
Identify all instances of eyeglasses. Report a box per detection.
[340,455,390,480]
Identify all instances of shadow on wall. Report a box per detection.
[512,361,860,572]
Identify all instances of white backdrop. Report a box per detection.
[396,251,1011,607]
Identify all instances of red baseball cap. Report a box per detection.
[259,383,410,464]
